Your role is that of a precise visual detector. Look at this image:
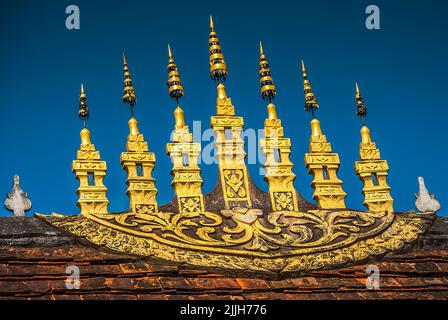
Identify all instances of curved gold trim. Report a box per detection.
[41,212,431,273]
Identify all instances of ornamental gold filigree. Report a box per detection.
[273,192,294,211]
[40,210,433,274]
[179,196,202,213]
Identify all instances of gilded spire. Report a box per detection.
[259,41,276,101]
[166,45,186,129]
[78,83,89,128]
[209,16,228,82]
[355,82,367,125]
[167,44,185,102]
[302,60,319,117]
[122,53,137,114]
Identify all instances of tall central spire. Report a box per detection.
[208,16,252,209]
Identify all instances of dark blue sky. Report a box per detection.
[0,0,446,215]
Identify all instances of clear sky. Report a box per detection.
[0,0,446,215]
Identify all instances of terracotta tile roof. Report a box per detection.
[0,216,447,300]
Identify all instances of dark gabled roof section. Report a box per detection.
[0,216,447,300]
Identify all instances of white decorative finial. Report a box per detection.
[4,175,32,217]
[415,176,440,213]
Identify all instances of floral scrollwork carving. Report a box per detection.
[223,169,247,199]
[39,210,433,274]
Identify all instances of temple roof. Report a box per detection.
[0,216,447,300]
[1,16,444,302]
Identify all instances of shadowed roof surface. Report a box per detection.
[0,216,447,300]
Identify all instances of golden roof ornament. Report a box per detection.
[259,41,276,101]
[355,82,367,125]
[259,42,299,212]
[167,45,186,129]
[122,53,137,115]
[72,84,109,215]
[119,55,159,214]
[165,46,205,213]
[208,17,252,208]
[41,25,436,276]
[302,60,319,117]
[167,44,185,104]
[209,16,228,82]
[302,62,347,209]
[78,83,89,128]
[354,83,394,212]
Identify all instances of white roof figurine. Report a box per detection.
[415,176,440,213]
[5,175,32,217]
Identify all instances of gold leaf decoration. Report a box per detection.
[39,210,433,274]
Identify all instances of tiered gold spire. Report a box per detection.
[209,17,251,208]
[120,54,159,214]
[354,83,393,212]
[166,45,205,214]
[355,82,367,125]
[302,60,319,118]
[78,84,89,128]
[209,16,228,82]
[167,45,185,104]
[302,61,347,209]
[259,42,298,211]
[122,53,137,115]
[72,84,109,215]
[259,42,277,101]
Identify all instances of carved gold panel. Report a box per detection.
[40,210,433,274]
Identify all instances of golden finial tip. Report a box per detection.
[210,15,214,30]
[122,52,127,64]
[361,125,371,143]
[168,44,172,58]
[301,60,306,72]
[259,41,264,55]
[356,82,360,94]
[174,105,185,129]
[128,117,140,135]
[310,118,322,137]
[80,127,91,145]
[81,83,85,93]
